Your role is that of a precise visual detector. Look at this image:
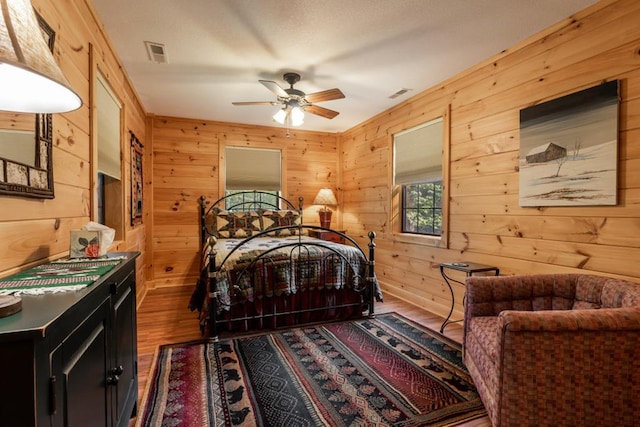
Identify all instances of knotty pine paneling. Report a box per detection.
[147,116,339,287]
[0,0,148,296]
[339,0,640,319]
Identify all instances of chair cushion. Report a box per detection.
[601,279,640,308]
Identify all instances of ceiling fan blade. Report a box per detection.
[232,101,279,106]
[305,88,345,103]
[305,105,340,119]
[259,80,289,98]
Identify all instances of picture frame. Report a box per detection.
[519,80,619,207]
[130,131,143,225]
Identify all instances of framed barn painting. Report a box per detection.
[519,80,619,207]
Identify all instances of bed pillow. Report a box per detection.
[259,209,301,237]
[210,208,260,238]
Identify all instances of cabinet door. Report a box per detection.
[111,267,138,427]
[50,298,110,427]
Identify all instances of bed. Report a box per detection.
[189,191,381,338]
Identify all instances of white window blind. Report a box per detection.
[394,117,443,185]
[97,75,121,180]
[225,147,281,190]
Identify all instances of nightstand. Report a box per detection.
[308,229,346,244]
[439,262,499,332]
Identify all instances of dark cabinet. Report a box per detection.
[0,253,139,427]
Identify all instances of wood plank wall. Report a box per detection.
[0,0,148,301]
[339,0,640,319]
[147,117,338,287]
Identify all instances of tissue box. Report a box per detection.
[82,222,115,256]
[70,230,101,258]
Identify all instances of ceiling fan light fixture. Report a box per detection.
[235,72,342,127]
[273,107,287,124]
[290,106,304,126]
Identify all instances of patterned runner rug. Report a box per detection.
[137,312,486,427]
[0,257,124,295]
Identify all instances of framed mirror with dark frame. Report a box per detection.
[0,11,55,199]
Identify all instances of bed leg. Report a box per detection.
[208,250,218,339]
[367,231,376,318]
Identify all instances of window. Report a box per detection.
[95,73,123,239]
[393,117,446,239]
[224,146,282,209]
[403,181,442,234]
[223,190,279,210]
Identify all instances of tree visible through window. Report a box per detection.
[224,190,279,210]
[402,181,442,235]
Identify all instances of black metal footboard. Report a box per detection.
[206,227,378,340]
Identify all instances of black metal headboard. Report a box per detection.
[199,191,302,244]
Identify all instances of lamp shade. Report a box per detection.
[290,106,304,126]
[273,108,287,124]
[0,0,82,113]
[272,103,305,127]
[313,188,337,207]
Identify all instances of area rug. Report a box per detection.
[137,312,486,427]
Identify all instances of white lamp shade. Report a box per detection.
[290,106,304,126]
[0,0,82,113]
[273,108,287,124]
[272,105,305,127]
[313,188,337,206]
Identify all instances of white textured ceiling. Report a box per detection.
[91,0,599,133]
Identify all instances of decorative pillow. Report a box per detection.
[211,208,260,238]
[259,209,301,237]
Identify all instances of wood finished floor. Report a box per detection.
[131,286,492,426]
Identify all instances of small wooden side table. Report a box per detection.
[308,229,346,244]
[439,262,499,332]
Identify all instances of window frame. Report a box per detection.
[90,53,125,242]
[219,142,287,209]
[391,106,450,248]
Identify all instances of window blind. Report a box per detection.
[394,117,443,185]
[97,76,122,180]
[225,147,281,190]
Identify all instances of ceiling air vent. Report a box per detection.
[389,88,412,99]
[145,41,168,64]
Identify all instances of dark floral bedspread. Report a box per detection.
[188,236,381,321]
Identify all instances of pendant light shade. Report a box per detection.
[0,0,82,113]
[290,106,304,126]
[272,102,304,127]
[273,107,287,124]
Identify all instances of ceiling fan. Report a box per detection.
[232,72,345,126]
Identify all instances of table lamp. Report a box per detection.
[313,188,338,228]
[0,0,82,113]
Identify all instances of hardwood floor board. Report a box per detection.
[131,286,492,426]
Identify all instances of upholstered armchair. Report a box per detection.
[462,274,640,427]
